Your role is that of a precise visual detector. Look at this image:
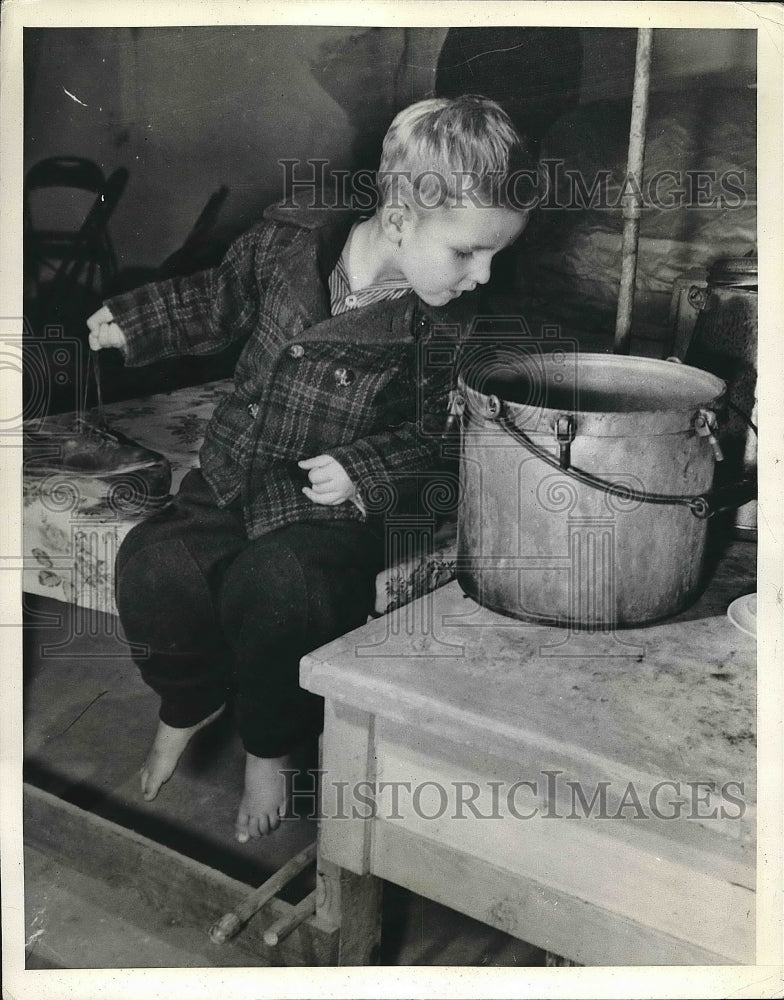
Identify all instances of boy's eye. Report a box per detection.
[454,250,473,260]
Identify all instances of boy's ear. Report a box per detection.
[380,203,414,245]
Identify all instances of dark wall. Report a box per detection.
[25,26,411,268]
[24,26,756,270]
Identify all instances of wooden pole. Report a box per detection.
[613,28,654,355]
[209,841,317,944]
[263,890,318,947]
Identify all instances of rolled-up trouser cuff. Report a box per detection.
[158,687,229,729]
[238,686,324,759]
[137,651,230,729]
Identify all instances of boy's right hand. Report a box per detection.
[87,306,127,352]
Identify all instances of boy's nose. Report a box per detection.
[468,255,492,285]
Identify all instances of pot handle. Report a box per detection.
[688,284,709,311]
[494,403,747,519]
[690,478,757,518]
[693,409,724,461]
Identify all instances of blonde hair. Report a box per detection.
[377,95,536,212]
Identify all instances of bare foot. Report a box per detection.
[235,752,293,841]
[140,705,225,801]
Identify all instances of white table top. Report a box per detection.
[302,539,756,868]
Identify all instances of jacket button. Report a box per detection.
[334,366,355,387]
[247,402,259,419]
[289,344,305,359]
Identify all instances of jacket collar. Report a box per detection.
[275,209,356,326]
[272,207,479,343]
[290,284,479,348]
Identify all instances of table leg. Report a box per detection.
[316,853,383,965]
[545,951,582,967]
[315,711,383,966]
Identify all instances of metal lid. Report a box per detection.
[708,256,758,287]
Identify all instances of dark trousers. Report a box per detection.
[116,469,385,758]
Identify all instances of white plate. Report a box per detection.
[727,593,757,639]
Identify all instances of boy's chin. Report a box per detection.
[419,288,460,306]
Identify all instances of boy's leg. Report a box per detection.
[219,520,385,838]
[116,469,247,797]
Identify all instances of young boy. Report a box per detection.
[87,95,533,842]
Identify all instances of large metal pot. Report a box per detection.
[456,352,727,628]
[686,256,757,539]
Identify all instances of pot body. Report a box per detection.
[457,353,726,627]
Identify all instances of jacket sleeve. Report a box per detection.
[326,336,459,516]
[103,223,278,367]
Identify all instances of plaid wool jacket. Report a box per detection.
[105,207,479,540]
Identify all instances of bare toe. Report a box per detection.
[140,766,153,800]
[235,752,292,840]
[140,707,225,802]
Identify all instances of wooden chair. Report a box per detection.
[24,156,129,304]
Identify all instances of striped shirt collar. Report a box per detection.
[328,223,412,315]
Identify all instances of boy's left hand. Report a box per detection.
[298,455,356,505]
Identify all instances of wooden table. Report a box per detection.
[300,540,756,966]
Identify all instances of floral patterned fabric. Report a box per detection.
[23,380,457,615]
